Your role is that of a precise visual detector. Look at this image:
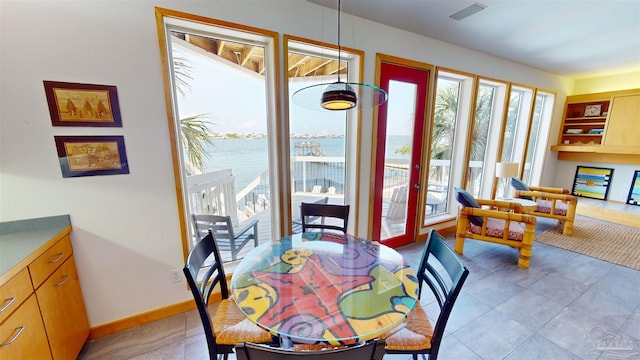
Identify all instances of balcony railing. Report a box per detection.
[186,158,458,232]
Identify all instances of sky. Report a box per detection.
[174,42,413,136]
[176,46,347,135]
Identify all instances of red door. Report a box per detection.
[372,62,430,247]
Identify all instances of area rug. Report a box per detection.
[536,219,640,270]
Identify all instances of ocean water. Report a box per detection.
[202,136,411,190]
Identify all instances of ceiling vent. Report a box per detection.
[449,3,487,21]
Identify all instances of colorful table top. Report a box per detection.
[230,232,418,345]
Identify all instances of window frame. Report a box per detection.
[155,7,282,262]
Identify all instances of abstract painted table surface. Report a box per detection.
[230,232,418,345]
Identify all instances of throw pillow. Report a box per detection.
[454,187,483,226]
[510,178,533,200]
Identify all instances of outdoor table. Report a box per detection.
[230,232,418,345]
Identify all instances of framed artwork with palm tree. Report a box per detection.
[44,81,122,127]
[54,135,129,177]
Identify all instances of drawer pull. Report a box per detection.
[0,297,16,313]
[48,252,65,263]
[0,326,24,346]
[55,274,70,286]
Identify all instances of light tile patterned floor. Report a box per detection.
[78,217,640,360]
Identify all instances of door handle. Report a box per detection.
[413,184,420,190]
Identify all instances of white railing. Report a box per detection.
[186,158,460,228]
[186,169,239,225]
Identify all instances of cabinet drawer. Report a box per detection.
[0,295,52,360]
[0,269,33,325]
[36,256,89,360]
[29,235,72,289]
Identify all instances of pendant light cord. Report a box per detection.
[337,0,342,83]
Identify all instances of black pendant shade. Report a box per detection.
[293,81,387,111]
[291,0,388,111]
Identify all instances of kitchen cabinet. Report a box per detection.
[0,295,52,360]
[602,93,640,147]
[0,215,89,360]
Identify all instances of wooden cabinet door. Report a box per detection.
[0,295,52,360]
[36,256,89,360]
[603,93,640,146]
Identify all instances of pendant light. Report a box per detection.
[292,0,387,111]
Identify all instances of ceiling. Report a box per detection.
[307,0,640,79]
[173,32,347,77]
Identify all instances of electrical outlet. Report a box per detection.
[170,269,182,283]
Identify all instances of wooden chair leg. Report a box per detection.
[455,235,465,255]
[455,219,467,255]
[518,223,535,268]
[563,201,577,236]
[517,245,531,268]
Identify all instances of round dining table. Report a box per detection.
[230,232,419,345]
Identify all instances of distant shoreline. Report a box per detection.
[208,133,344,139]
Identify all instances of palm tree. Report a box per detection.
[180,114,213,173]
[173,52,213,173]
[393,81,493,186]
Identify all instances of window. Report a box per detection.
[156,9,280,263]
[424,69,473,224]
[496,85,534,197]
[285,36,363,235]
[466,78,508,198]
[523,90,555,184]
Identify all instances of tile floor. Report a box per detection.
[77,217,640,360]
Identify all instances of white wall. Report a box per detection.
[0,0,572,327]
[573,70,640,94]
[554,162,638,203]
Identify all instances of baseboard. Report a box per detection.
[88,300,196,340]
[577,202,640,229]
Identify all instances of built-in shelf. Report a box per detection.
[553,88,640,164]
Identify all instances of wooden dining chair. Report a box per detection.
[292,196,328,233]
[300,202,350,233]
[234,339,385,360]
[183,231,275,360]
[383,229,469,360]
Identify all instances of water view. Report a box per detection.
[203,135,411,190]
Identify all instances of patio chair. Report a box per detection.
[383,228,469,360]
[183,232,275,360]
[510,177,578,235]
[454,187,537,268]
[235,339,385,360]
[300,202,350,233]
[192,214,258,261]
[382,185,408,237]
[292,196,328,234]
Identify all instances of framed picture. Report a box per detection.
[44,81,122,127]
[626,170,640,206]
[54,136,129,177]
[571,166,614,200]
[584,104,602,117]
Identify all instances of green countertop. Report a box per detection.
[0,215,71,275]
